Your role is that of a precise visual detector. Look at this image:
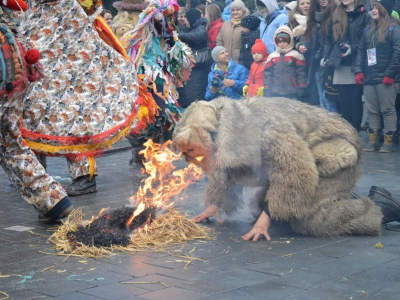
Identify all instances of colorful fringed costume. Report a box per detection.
[1,1,72,219]
[121,0,194,142]
[20,0,155,178]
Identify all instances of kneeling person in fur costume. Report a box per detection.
[173,97,400,240]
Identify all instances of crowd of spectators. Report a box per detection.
[176,0,400,153]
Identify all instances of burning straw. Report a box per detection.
[48,208,212,258]
[48,140,212,258]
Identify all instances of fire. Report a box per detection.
[127,140,204,227]
[196,156,204,162]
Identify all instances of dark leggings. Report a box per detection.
[337,84,363,132]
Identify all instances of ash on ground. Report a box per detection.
[67,206,156,248]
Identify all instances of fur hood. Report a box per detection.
[274,25,294,53]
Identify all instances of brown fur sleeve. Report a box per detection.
[261,129,319,220]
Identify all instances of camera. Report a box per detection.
[211,75,224,88]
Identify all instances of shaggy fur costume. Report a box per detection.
[173,97,383,237]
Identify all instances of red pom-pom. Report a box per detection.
[1,0,28,11]
[28,74,38,82]
[25,49,40,65]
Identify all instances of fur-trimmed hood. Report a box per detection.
[274,25,294,53]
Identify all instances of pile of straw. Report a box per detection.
[48,208,213,259]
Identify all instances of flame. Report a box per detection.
[195,156,204,162]
[127,140,204,227]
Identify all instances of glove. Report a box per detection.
[243,85,249,96]
[320,58,328,68]
[340,43,351,57]
[383,76,394,85]
[355,73,365,85]
[263,88,271,97]
[256,86,264,96]
[297,88,306,98]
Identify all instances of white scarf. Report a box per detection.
[292,13,307,37]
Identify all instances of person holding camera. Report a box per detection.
[205,46,249,100]
[321,0,371,131]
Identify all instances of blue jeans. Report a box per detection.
[316,71,338,113]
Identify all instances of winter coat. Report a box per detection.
[245,56,268,96]
[354,24,400,85]
[323,4,371,71]
[300,21,323,84]
[239,30,260,70]
[257,0,288,54]
[205,58,249,100]
[222,0,232,21]
[179,18,209,51]
[178,18,210,108]
[216,19,243,62]
[208,18,224,49]
[264,26,307,96]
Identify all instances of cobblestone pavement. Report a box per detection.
[1,134,400,300]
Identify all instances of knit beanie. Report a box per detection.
[275,31,291,44]
[185,8,201,26]
[375,0,395,15]
[251,39,267,56]
[241,15,261,31]
[231,0,247,13]
[211,46,226,62]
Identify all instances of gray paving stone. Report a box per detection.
[54,292,106,300]
[220,281,305,300]
[81,283,149,299]
[138,286,205,300]
[23,279,97,297]
[122,273,190,292]
[267,269,337,289]
[284,286,358,300]
[3,289,52,300]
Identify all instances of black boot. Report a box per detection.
[39,196,74,224]
[368,186,400,225]
[66,175,97,196]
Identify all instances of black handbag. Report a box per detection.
[323,67,340,103]
[193,47,212,66]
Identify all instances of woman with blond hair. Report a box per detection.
[354,0,400,152]
[205,4,224,49]
[322,0,371,131]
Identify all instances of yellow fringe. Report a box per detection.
[88,156,95,179]
[23,105,150,158]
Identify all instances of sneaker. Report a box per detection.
[368,186,400,225]
[66,175,97,196]
[39,196,74,224]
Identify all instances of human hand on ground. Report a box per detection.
[242,211,271,242]
[193,204,223,223]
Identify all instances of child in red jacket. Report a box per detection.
[243,39,268,97]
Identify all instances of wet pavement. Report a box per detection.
[1,133,400,300]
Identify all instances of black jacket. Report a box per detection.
[179,18,208,50]
[239,30,259,70]
[323,4,371,71]
[354,24,400,84]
